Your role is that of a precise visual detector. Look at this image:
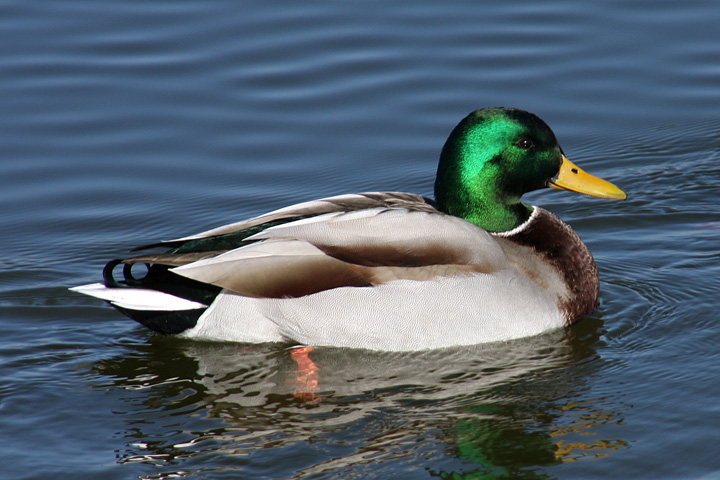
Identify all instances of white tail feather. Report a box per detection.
[70,283,206,311]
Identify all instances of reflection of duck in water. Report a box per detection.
[441,397,628,479]
[73,108,625,351]
[95,330,627,476]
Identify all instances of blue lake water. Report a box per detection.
[1,0,719,478]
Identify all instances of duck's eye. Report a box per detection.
[516,138,534,149]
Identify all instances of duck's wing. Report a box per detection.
[135,192,437,252]
[102,192,441,295]
[171,207,510,299]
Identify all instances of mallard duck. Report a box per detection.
[72,108,625,351]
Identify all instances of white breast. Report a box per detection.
[182,270,565,351]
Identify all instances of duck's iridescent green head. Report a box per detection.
[434,108,625,233]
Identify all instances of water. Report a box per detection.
[1,0,719,478]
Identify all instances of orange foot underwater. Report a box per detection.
[290,347,321,403]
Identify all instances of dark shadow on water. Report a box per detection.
[92,317,628,479]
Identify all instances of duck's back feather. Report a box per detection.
[171,207,509,298]
[140,192,437,251]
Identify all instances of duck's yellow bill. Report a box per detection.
[549,155,627,200]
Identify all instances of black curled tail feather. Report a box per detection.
[103,259,153,288]
[101,258,222,335]
[103,259,125,288]
[103,257,222,307]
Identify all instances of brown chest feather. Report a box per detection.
[495,208,599,324]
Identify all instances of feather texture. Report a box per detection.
[171,208,510,299]
[164,192,435,245]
